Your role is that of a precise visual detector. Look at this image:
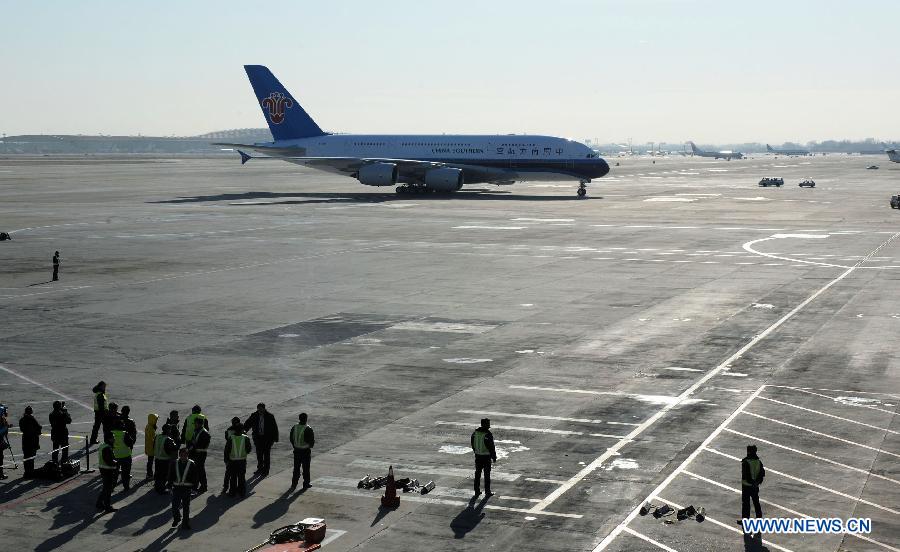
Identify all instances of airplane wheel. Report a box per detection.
[577,187,586,198]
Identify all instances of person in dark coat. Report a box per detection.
[168,447,198,530]
[162,410,181,446]
[52,251,60,281]
[104,402,121,441]
[243,403,278,476]
[19,406,42,478]
[0,404,11,480]
[470,418,497,497]
[49,401,71,463]
[740,444,766,521]
[187,417,210,494]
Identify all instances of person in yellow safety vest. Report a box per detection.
[181,405,209,444]
[470,418,497,497]
[89,381,108,445]
[168,448,198,530]
[95,433,118,513]
[289,412,315,491]
[188,417,210,494]
[153,431,177,495]
[222,417,243,495]
[113,405,138,491]
[145,413,158,480]
[224,426,251,498]
[739,444,765,523]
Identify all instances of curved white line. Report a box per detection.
[743,236,900,270]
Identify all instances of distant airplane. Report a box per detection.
[216,65,609,197]
[766,144,810,156]
[687,141,743,160]
[887,148,900,163]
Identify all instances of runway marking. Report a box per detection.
[509,385,699,407]
[348,459,521,481]
[723,428,900,486]
[704,447,900,515]
[665,367,702,372]
[768,385,900,399]
[307,485,582,518]
[744,231,900,270]
[741,411,900,458]
[435,421,625,439]
[655,496,795,552]
[774,387,898,414]
[457,410,608,425]
[452,225,526,230]
[0,364,91,411]
[524,477,565,484]
[756,395,900,435]
[622,527,680,552]
[390,321,496,334]
[591,385,766,550]
[511,218,574,222]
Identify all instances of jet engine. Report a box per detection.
[424,168,464,192]
[357,163,399,186]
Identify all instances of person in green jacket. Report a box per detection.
[740,445,765,522]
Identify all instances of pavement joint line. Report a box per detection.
[591,384,767,551]
[741,411,900,459]
[435,420,626,438]
[755,395,900,435]
[538,235,879,517]
[457,409,607,425]
[773,387,899,414]
[703,447,900,515]
[723,428,900,486]
[621,527,680,552]
[656,496,795,552]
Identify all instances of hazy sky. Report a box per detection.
[4,1,899,143]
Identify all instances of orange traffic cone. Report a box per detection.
[380,465,400,508]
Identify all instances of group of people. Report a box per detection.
[0,383,317,532]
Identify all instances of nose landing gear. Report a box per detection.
[577,180,588,198]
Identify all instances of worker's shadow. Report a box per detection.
[0,477,45,501]
[37,485,104,552]
[27,280,55,287]
[103,486,169,533]
[449,496,488,538]
[252,488,304,528]
[187,491,244,531]
[743,532,770,552]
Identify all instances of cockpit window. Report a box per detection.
[586,153,596,158]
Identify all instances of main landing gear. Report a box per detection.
[577,180,588,198]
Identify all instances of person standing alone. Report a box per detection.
[52,251,60,281]
[289,412,315,491]
[243,403,278,477]
[740,444,765,523]
[470,418,497,497]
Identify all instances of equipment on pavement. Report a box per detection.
[639,501,705,524]
[245,517,327,552]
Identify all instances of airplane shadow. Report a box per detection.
[149,190,600,205]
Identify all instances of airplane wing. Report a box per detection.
[213,143,512,182]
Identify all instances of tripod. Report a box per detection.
[1,433,18,470]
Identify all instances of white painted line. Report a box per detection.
[724,428,900,486]
[457,409,606,425]
[756,395,900,435]
[435,421,626,439]
[656,496,795,552]
[622,527,680,552]
[0,364,92,411]
[524,477,565,484]
[511,218,574,222]
[320,529,347,548]
[591,385,766,551]
[741,411,900,458]
[452,226,526,230]
[307,485,582,518]
[704,447,900,515]
[774,387,898,415]
[348,459,521,481]
[665,367,703,372]
[768,385,900,399]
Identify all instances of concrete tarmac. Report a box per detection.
[0,154,898,551]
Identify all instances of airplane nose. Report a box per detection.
[597,158,610,177]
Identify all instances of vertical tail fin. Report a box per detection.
[243,65,326,141]
[766,144,774,152]
[688,141,700,154]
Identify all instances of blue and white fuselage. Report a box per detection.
[217,66,609,195]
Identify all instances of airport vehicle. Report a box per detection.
[767,144,810,156]
[890,195,900,209]
[886,149,900,163]
[217,66,609,196]
[867,165,879,170]
[798,178,816,188]
[687,141,743,160]
[758,177,784,187]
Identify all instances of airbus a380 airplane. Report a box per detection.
[217,66,609,197]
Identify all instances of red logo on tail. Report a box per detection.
[261,92,293,124]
